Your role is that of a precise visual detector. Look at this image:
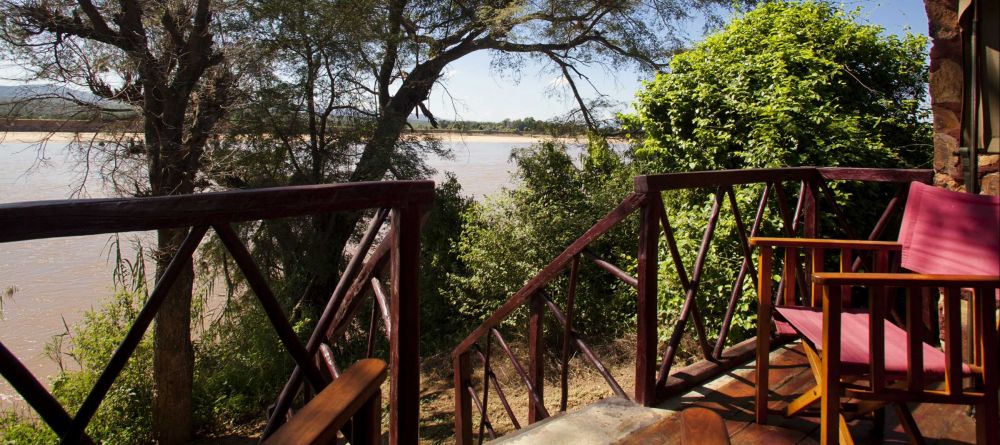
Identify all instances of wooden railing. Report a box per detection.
[451,167,932,444]
[0,181,433,444]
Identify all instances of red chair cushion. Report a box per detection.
[775,306,972,378]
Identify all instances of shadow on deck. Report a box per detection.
[619,343,977,445]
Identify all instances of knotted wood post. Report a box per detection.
[635,192,660,405]
[390,205,422,445]
[453,352,473,445]
[527,294,545,422]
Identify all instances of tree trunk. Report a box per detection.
[152,227,195,445]
[148,118,197,444]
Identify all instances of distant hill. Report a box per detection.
[0,84,130,119]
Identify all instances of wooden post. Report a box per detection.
[755,246,773,425]
[352,390,382,445]
[820,285,841,445]
[453,352,473,445]
[390,206,421,445]
[975,286,998,445]
[636,193,660,405]
[527,293,545,422]
[803,180,818,305]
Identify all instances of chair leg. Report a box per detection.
[869,406,885,445]
[837,414,855,445]
[892,403,927,445]
[976,396,999,445]
[786,386,820,417]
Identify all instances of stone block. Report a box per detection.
[981,172,999,195]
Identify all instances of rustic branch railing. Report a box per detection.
[0,181,433,445]
[452,167,931,444]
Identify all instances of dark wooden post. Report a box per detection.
[390,205,421,445]
[527,294,545,422]
[453,352,473,445]
[803,179,819,305]
[635,193,660,405]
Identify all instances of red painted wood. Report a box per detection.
[635,167,816,192]
[453,352,473,445]
[658,189,723,388]
[636,192,660,405]
[561,255,579,412]
[0,181,433,242]
[527,294,545,423]
[389,205,422,445]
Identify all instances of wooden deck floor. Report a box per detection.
[619,342,978,445]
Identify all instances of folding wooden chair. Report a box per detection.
[752,182,1000,445]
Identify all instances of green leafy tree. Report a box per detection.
[623,0,930,171]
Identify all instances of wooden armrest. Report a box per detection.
[813,272,1000,288]
[263,358,387,445]
[749,237,901,250]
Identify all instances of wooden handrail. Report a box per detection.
[749,237,902,250]
[0,180,434,242]
[813,272,1000,287]
[0,181,430,445]
[263,359,387,445]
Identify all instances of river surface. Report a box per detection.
[0,135,571,410]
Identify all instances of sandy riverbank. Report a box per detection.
[1,130,591,144]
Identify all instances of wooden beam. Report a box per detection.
[0,181,434,242]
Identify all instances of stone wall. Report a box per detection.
[924,0,999,194]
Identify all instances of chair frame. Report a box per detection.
[752,238,999,445]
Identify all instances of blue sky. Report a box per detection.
[430,1,932,122]
[0,1,931,123]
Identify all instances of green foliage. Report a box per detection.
[420,174,476,351]
[448,138,639,337]
[622,1,931,172]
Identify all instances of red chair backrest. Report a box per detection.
[897,181,1000,276]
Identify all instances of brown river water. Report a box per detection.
[0,133,574,411]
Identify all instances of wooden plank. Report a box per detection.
[749,238,901,250]
[262,359,387,445]
[974,286,999,445]
[680,407,732,445]
[389,206,421,445]
[756,246,774,424]
[453,353,473,445]
[908,287,928,393]
[528,294,545,422]
[659,337,761,400]
[820,285,842,445]
[815,168,932,183]
[635,167,817,192]
[813,273,1000,288]
[636,193,660,405]
[0,181,434,242]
